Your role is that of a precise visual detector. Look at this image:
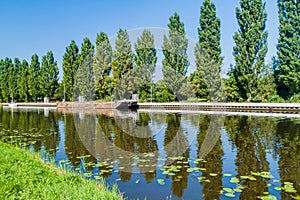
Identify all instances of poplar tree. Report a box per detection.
[18,60,29,102]
[8,58,20,102]
[194,0,223,101]
[134,29,157,101]
[111,29,133,99]
[93,32,113,100]
[232,0,268,101]
[274,0,300,99]
[39,51,59,99]
[162,13,189,100]
[28,54,40,101]
[0,58,12,102]
[62,40,79,101]
[75,37,95,101]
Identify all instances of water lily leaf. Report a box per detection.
[209,173,218,177]
[263,192,270,195]
[234,188,242,193]
[230,177,240,183]
[224,173,232,177]
[274,187,281,191]
[223,188,233,193]
[273,179,280,183]
[258,195,277,200]
[225,193,235,198]
[157,179,165,185]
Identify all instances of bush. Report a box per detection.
[289,93,300,103]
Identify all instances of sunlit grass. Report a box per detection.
[0,142,122,200]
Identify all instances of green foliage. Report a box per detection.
[111,29,134,100]
[133,29,157,102]
[289,93,300,103]
[62,40,79,101]
[254,65,278,102]
[195,0,223,102]
[39,51,59,99]
[0,58,12,102]
[18,60,29,102]
[93,32,113,100]
[8,58,20,101]
[224,70,241,102]
[75,38,95,101]
[162,13,189,100]
[274,0,300,99]
[187,71,208,99]
[28,54,40,102]
[232,0,268,101]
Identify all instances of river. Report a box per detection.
[0,107,299,199]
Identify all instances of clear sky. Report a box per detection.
[0,0,279,78]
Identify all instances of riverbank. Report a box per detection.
[0,142,122,200]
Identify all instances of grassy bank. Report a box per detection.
[0,142,122,200]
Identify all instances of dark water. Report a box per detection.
[0,107,299,200]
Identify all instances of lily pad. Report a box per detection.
[230,177,240,183]
[223,188,233,193]
[258,195,277,200]
[157,179,165,185]
[209,173,218,177]
[224,193,235,198]
[224,173,232,177]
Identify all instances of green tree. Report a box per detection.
[232,0,268,101]
[18,60,29,102]
[162,13,189,100]
[224,69,241,102]
[195,0,223,101]
[133,29,157,102]
[0,58,12,102]
[8,58,19,102]
[274,0,300,99]
[62,40,79,101]
[255,64,278,102]
[93,32,113,100]
[39,51,59,99]
[187,71,208,99]
[28,54,40,101]
[74,37,95,101]
[111,29,134,100]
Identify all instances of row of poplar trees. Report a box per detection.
[0,0,299,103]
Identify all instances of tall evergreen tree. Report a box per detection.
[74,37,95,101]
[274,0,300,99]
[194,0,223,101]
[0,58,12,102]
[62,40,79,101]
[28,54,40,101]
[111,29,134,99]
[18,60,29,102]
[0,59,3,102]
[134,29,157,101]
[162,13,189,100]
[8,58,20,102]
[93,32,113,100]
[39,51,59,99]
[232,0,268,101]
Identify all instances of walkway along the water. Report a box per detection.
[1,102,300,114]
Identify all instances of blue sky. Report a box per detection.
[0,0,279,78]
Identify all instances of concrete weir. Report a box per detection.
[137,103,300,114]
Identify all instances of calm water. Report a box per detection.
[0,107,299,200]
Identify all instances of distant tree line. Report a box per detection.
[0,0,299,103]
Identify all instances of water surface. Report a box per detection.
[0,107,299,199]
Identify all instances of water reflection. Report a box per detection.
[0,108,299,200]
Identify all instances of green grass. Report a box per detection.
[0,142,122,200]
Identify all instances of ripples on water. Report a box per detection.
[0,107,299,200]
